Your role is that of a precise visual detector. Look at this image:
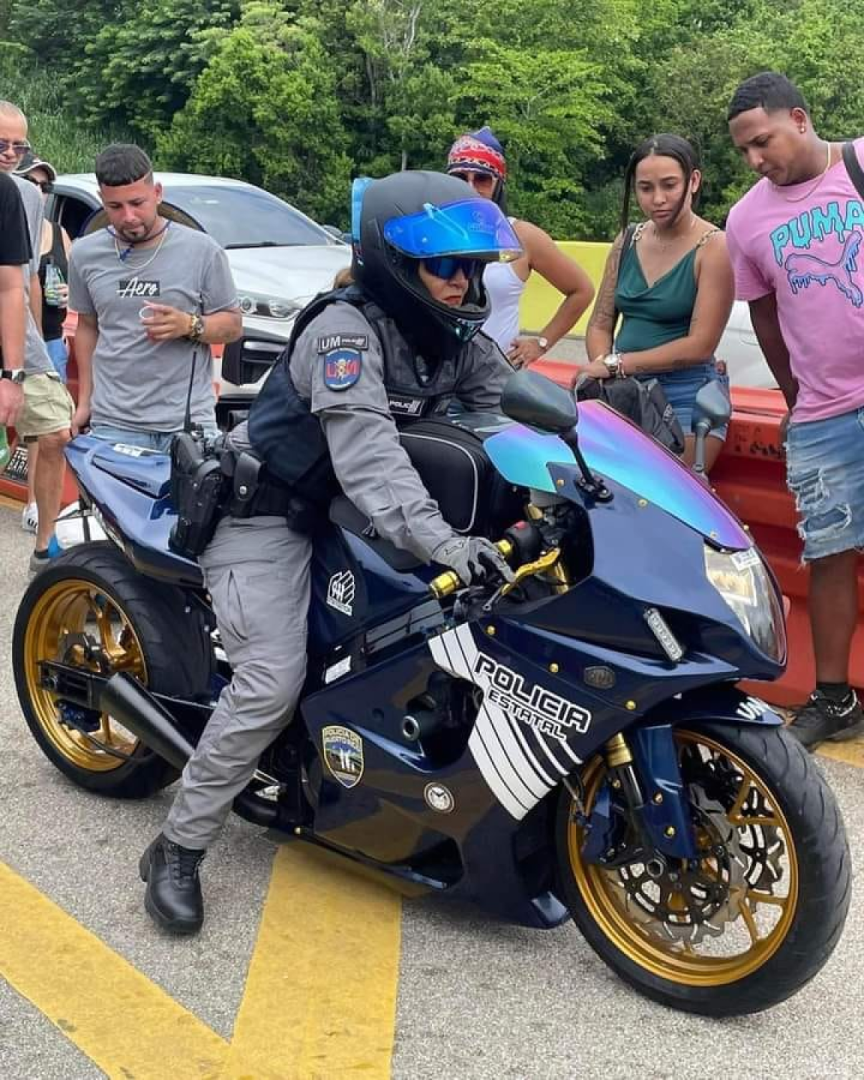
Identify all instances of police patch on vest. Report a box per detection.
[318,333,369,353]
[323,348,362,391]
[388,395,425,416]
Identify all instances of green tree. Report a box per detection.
[158,3,351,223]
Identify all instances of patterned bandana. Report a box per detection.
[446,127,507,181]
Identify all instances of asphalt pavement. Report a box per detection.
[1,501,862,1080]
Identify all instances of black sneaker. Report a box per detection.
[786,689,864,751]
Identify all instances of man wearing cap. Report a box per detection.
[445,126,593,366]
[0,100,75,572]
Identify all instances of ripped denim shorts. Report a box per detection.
[786,406,864,561]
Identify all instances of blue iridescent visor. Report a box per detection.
[383,199,522,262]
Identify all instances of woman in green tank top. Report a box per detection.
[585,134,735,472]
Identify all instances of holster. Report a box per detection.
[168,432,227,558]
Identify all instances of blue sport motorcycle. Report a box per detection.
[13,371,849,1015]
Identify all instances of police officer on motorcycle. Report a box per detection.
[140,170,522,933]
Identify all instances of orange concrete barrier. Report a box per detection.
[531,359,864,709]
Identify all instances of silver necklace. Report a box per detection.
[113,222,170,269]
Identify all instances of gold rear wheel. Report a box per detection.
[13,544,212,798]
[556,723,849,1015]
[23,577,147,772]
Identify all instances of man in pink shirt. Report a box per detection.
[726,71,864,749]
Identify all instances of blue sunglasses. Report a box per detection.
[422,256,480,280]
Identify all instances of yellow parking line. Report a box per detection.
[819,739,864,769]
[222,845,402,1080]
[0,860,229,1079]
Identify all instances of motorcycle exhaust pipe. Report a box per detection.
[100,673,193,770]
[99,674,278,826]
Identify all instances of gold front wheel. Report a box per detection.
[555,722,849,1015]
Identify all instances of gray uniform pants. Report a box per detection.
[163,515,312,850]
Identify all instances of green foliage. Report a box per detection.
[157,4,352,223]
[4,0,862,237]
[0,63,136,173]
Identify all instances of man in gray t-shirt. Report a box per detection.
[68,143,242,452]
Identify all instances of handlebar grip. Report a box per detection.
[429,539,513,600]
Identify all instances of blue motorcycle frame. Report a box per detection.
[58,392,787,933]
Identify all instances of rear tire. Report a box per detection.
[556,722,850,1015]
[13,542,213,799]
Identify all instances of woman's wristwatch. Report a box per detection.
[602,351,624,377]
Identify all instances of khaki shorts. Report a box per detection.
[17,372,74,439]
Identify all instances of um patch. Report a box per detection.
[322,348,362,391]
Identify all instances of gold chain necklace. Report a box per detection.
[778,142,833,203]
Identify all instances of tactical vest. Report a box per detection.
[247,286,488,507]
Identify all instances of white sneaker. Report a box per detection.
[21,502,38,534]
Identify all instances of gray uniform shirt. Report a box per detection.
[12,174,52,374]
[288,301,512,561]
[68,223,238,431]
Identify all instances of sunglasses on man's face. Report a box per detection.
[0,139,31,157]
[423,256,480,280]
[25,176,52,194]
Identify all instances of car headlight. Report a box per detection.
[237,292,302,321]
[704,544,787,662]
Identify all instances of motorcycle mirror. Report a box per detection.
[501,369,579,435]
[692,380,732,434]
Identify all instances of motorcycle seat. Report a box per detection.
[329,496,422,572]
[91,443,172,500]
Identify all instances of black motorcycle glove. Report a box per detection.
[432,536,515,587]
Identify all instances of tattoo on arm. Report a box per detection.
[586,238,623,332]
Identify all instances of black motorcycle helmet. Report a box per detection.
[352,170,521,358]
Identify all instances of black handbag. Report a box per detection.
[573,373,686,455]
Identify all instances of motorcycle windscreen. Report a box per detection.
[485,400,749,550]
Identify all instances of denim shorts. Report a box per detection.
[786,406,864,562]
[635,361,730,440]
[90,424,220,454]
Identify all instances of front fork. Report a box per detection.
[580,725,700,865]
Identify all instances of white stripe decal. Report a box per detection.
[428,623,583,816]
[485,704,552,800]
[474,703,543,807]
[468,728,528,819]
[508,714,560,782]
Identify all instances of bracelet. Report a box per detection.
[614,350,626,377]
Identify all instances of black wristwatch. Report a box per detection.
[0,369,27,384]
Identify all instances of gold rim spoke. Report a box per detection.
[738,895,761,945]
[727,775,751,823]
[748,890,786,907]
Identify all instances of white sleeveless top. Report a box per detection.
[483,259,526,352]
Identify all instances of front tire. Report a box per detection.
[13,543,213,799]
[555,722,850,1015]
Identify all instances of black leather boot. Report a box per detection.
[140,834,206,934]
